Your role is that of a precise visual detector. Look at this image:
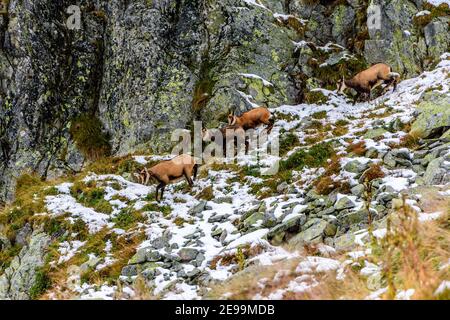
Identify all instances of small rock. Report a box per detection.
[277,182,289,194]
[266,214,306,240]
[208,214,229,223]
[324,223,337,237]
[214,197,233,204]
[189,201,207,215]
[288,219,328,246]
[121,265,138,277]
[15,223,32,246]
[128,248,148,265]
[146,250,162,262]
[219,230,228,245]
[350,184,365,197]
[344,160,369,174]
[178,248,199,262]
[0,234,11,251]
[364,128,388,140]
[335,197,356,210]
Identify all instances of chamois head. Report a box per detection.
[228,110,237,126]
[337,77,347,94]
[201,128,211,142]
[133,167,154,185]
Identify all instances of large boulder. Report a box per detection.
[421,157,450,185]
[288,218,329,246]
[0,231,50,300]
[410,93,450,139]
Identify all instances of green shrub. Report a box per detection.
[142,203,172,216]
[280,142,335,172]
[312,111,327,120]
[69,114,111,161]
[279,132,300,156]
[70,182,113,214]
[29,269,51,299]
[112,209,143,229]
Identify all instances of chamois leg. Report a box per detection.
[159,184,166,202]
[266,118,275,134]
[353,92,361,105]
[193,164,198,181]
[155,183,163,202]
[184,171,194,188]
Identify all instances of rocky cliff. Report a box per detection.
[0,0,449,300]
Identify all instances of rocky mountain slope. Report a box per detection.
[0,53,449,300]
[0,0,449,300]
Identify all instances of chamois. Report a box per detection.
[202,125,249,156]
[134,154,198,202]
[337,63,400,104]
[228,107,274,133]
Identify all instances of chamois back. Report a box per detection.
[228,107,273,132]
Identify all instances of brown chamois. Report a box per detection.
[228,106,274,133]
[133,154,198,202]
[337,63,400,104]
[202,125,249,156]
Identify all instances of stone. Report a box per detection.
[335,197,356,210]
[363,128,388,140]
[410,93,450,139]
[128,248,148,265]
[15,223,32,246]
[422,157,449,185]
[344,160,369,174]
[188,201,207,215]
[121,265,138,277]
[333,233,356,251]
[146,250,162,262]
[289,219,328,246]
[351,184,365,197]
[324,223,338,237]
[0,234,11,251]
[277,182,289,194]
[178,248,199,262]
[338,209,370,226]
[267,214,307,240]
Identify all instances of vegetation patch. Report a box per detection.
[69,114,111,161]
[346,141,367,156]
[70,181,113,214]
[141,203,172,216]
[29,268,52,300]
[279,132,300,156]
[280,142,335,172]
[112,208,146,229]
